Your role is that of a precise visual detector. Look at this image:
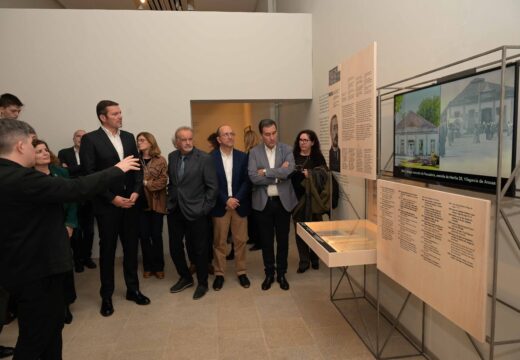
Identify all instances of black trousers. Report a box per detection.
[96,206,139,299]
[247,211,259,246]
[71,201,95,262]
[256,197,291,277]
[167,209,209,287]
[8,273,66,360]
[139,210,165,273]
[294,219,320,268]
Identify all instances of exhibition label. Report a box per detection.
[377,179,490,342]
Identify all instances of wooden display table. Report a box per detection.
[296,219,377,267]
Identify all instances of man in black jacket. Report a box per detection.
[167,126,218,300]
[0,118,139,360]
[80,100,150,317]
[58,129,97,273]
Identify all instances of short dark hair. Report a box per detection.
[96,100,119,121]
[0,93,23,108]
[258,119,277,134]
[0,118,35,155]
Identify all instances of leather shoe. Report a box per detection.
[193,285,208,300]
[297,265,309,274]
[155,271,165,279]
[261,275,275,290]
[311,262,319,270]
[0,345,14,359]
[74,261,84,273]
[277,275,290,290]
[64,306,73,324]
[126,290,151,305]
[249,244,262,251]
[213,276,224,291]
[143,271,152,278]
[170,277,194,293]
[100,298,114,317]
[83,258,97,269]
[238,274,250,288]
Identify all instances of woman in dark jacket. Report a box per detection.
[291,130,327,273]
[33,139,77,323]
[136,132,168,279]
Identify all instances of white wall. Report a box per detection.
[0,8,311,257]
[0,9,311,155]
[276,0,520,359]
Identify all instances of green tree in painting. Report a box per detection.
[417,96,440,126]
[395,95,405,121]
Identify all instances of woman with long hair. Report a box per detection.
[33,139,77,324]
[291,129,327,273]
[136,132,168,279]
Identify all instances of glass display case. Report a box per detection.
[296,219,377,267]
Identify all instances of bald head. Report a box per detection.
[73,129,86,149]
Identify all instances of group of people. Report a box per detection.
[0,94,331,359]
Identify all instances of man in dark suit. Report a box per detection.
[248,119,297,291]
[167,126,218,300]
[0,118,139,359]
[80,100,150,317]
[210,125,251,291]
[58,129,97,273]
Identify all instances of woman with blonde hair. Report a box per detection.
[136,132,168,279]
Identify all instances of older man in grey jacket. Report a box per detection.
[248,119,297,291]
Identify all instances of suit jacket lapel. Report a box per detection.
[259,145,270,169]
[97,127,120,161]
[231,149,239,191]
[68,147,79,167]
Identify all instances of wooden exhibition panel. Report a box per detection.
[297,220,377,267]
[377,179,491,342]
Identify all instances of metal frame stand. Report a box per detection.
[377,45,520,360]
[330,265,428,359]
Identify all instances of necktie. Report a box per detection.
[178,155,186,180]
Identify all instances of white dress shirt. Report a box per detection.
[101,126,124,161]
[265,144,279,197]
[74,147,81,165]
[220,148,233,197]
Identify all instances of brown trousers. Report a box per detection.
[212,210,248,276]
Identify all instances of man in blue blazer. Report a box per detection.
[248,119,297,291]
[210,125,251,291]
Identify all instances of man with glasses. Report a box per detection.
[210,125,251,291]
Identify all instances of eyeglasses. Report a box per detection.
[299,138,310,143]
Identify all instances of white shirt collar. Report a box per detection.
[101,125,121,138]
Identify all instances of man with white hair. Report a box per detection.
[167,126,218,300]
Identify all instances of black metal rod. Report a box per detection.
[379,292,412,356]
[494,338,520,346]
[466,332,485,360]
[499,209,520,253]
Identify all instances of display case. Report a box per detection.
[296,219,377,267]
